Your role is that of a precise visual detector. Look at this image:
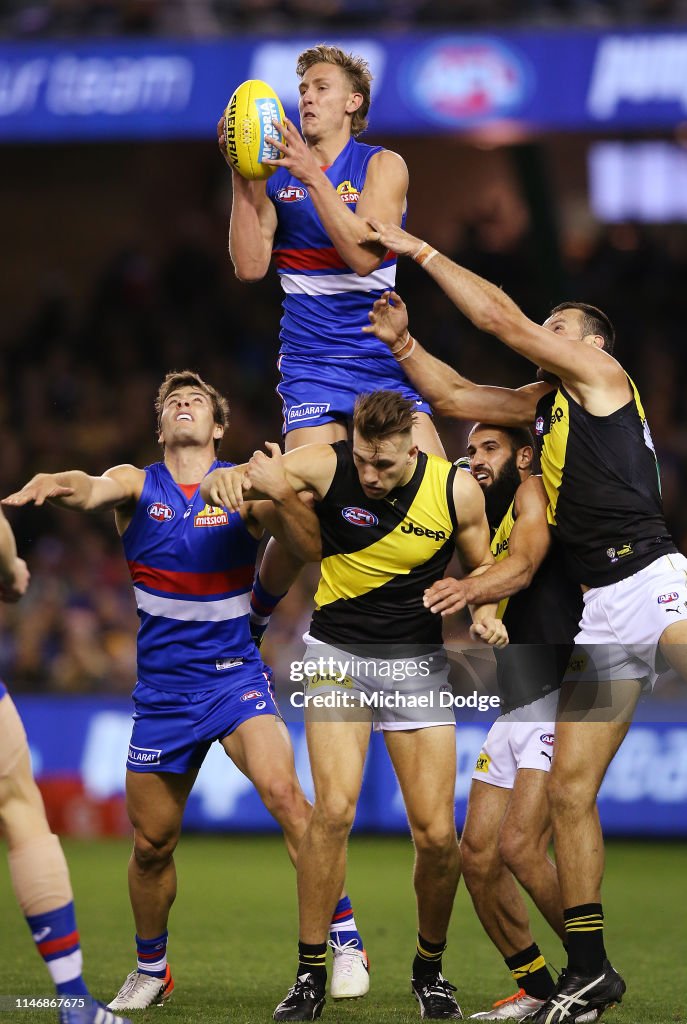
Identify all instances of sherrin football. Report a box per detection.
[224,79,285,181]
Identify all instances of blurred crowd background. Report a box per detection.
[1,0,685,37]
[1,7,687,698]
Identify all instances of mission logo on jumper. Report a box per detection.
[342,506,379,527]
[148,502,175,522]
[276,185,307,202]
[336,180,361,205]
[194,504,229,528]
[287,402,330,425]
[404,37,531,126]
[128,744,161,766]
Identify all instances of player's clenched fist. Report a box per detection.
[246,442,291,501]
[470,617,508,649]
[2,473,75,507]
[200,467,249,512]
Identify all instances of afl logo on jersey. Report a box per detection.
[147,502,175,522]
[276,185,307,202]
[535,416,545,435]
[342,506,378,527]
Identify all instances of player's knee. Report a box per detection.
[312,791,357,838]
[412,819,458,860]
[133,827,180,870]
[261,777,310,827]
[547,766,595,820]
[460,833,493,891]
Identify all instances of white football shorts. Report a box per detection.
[471,692,557,789]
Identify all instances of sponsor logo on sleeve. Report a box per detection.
[147,502,175,522]
[475,752,490,773]
[342,506,379,527]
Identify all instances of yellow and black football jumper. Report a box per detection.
[491,496,583,713]
[311,441,457,648]
[534,380,676,588]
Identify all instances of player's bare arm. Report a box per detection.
[366,219,630,414]
[364,289,551,427]
[241,451,323,561]
[219,114,278,283]
[201,443,337,512]
[426,475,551,617]
[3,465,143,513]
[450,470,508,649]
[266,119,408,276]
[0,507,29,603]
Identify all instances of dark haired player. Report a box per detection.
[363,221,687,1023]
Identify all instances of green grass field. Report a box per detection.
[1,836,685,1023]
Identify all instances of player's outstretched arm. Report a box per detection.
[426,476,551,617]
[2,465,143,513]
[364,290,549,428]
[243,447,323,562]
[202,443,337,512]
[0,508,29,603]
[365,219,626,396]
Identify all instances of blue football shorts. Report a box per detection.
[277,352,432,433]
[127,666,281,774]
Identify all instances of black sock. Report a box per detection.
[413,933,446,979]
[564,903,606,975]
[505,943,555,1001]
[297,941,327,986]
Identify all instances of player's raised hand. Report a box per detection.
[364,218,423,257]
[201,467,246,512]
[423,577,469,616]
[0,557,29,603]
[264,118,320,187]
[362,290,409,349]
[470,618,509,649]
[246,442,291,501]
[3,474,75,508]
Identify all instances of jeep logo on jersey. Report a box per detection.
[342,506,378,527]
[401,520,447,541]
[540,733,555,746]
[147,502,175,522]
[276,185,307,202]
[240,690,265,702]
[336,180,360,205]
[658,592,680,604]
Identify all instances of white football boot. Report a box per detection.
[329,937,370,999]
[107,966,174,1011]
[469,988,598,1021]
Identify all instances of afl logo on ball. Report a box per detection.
[342,506,378,527]
[276,185,307,202]
[148,502,175,522]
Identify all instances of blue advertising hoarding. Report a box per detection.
[1,30,687,143]
[14,695,687,837]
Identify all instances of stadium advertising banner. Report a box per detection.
[1,30,687,141]
[14,696,687,838]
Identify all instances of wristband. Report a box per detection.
[392,332,417,362]
[412,242,439,267]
